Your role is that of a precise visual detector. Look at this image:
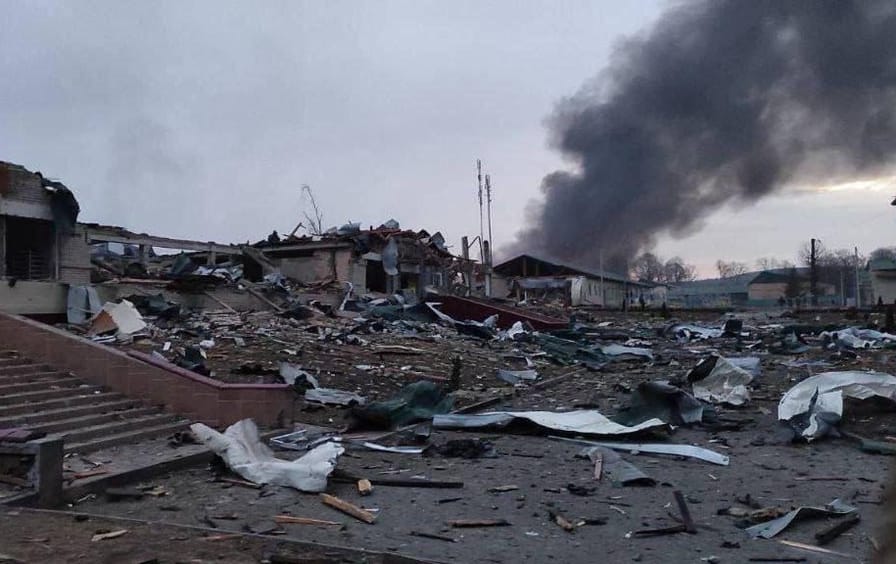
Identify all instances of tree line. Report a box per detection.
[629,245,896,294]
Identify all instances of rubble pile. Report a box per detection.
[54,294,896,560]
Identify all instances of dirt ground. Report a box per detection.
[19,308,896,562]
[0,508,425,563]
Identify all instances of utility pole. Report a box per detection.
[461,236,472,293]
[855,246,861,307]
[483,173,494,298]
[477,160,484,264]
[810,238,819,307]
[840,269,845,307]
[485,174,493,258]
[599,248,605,307]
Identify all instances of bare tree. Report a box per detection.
[716,260,748,278]
[798,239,830,268]
[755,257,794,271]
[663,257,697,283]
[870,247,896,262]
[300,184,325,236]
[796,241,866,301]
[630,253,697,283]
[630,252,665,283]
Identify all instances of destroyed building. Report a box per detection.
[252,224,466,298]
[492,254,652,307]
[0,161,91,314]
[0,161,474,318]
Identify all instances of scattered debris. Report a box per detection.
[273,515,342,527]
[778,371,896,440]
[91,529,129,542]
[357,479,373,496]
[319,493,376,524]
[549,510,576,532]
[434,410,665,436]
[447,519,511,528]
[745,499,856,539]
[425,438,494,459]
[615,380,705,426]
[88,300,147,341]
[688,355,755,406]
[104,487,145,502]
[496,369,539,385]
[814,513,860,545]
[410,530,458,542]
[488,485,519,493]
[673,490,698,534]
[352,381,453,429]
[554,437,730,466]
[577,447,656,486]
[190,419,343,492]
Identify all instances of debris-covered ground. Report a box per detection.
[44,300,896,563]
[0,507,422,563]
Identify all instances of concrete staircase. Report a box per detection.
[0,350,189,454]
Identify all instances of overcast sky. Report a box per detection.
[2,1,894,277]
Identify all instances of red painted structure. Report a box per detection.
[430,294,567,331]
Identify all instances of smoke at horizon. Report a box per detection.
[508,0,896,272]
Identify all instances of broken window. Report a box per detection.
[4,217,55,280]
[400,272,418,292]
[366,259,387,293]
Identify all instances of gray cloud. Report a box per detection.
[0,1,660,248]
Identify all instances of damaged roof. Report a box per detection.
[493,253,645,286]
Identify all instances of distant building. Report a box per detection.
[668,268,836,308]
[868,258,896,304]
[492,254,651,308]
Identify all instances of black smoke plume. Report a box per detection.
[510,0,896,272]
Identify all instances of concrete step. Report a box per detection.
[0,391,123,417]
[0,376,84,396]
[0,385,102,407]
[64,420,190,454]
[0,357,31,367]
[0,371,72,385]
[0,398,142,427]
[22,406,161,435]
[0,363,51,376]
[51,413,179,444]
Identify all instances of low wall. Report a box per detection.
[0,312,296,428]
[0,281,67,315]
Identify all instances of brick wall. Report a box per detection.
[0,162,47,204]
[0,312,296,428]
[58,226,91,285]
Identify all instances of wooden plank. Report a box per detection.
[246,287,285,313]
[357,479,373,496]
[673,490,697,534]
[273,515,342,527]
[319,493,376,524]
[814,514,860,545]
[203,291,237,314]
[447,519,510,528]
